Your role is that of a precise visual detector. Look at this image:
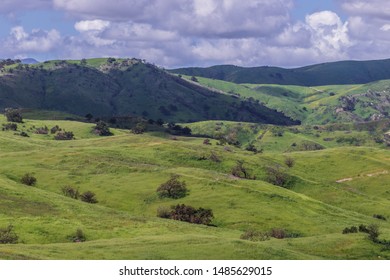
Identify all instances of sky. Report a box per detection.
[0,0,389,68]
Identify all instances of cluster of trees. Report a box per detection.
[156,175,213,225]
[4,108,23,123]
[61,186,98,204]
[157,204,214,225]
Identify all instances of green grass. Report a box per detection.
[1,115,390,259]
[183,75,390,125]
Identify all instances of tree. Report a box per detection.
[231,160,254,179]
[265,165,293,188]
[54,131,74,140]
[85,113,93,121]
[21,173,37,186]
[80,58,87,66]
[4,108,23,123]
[285,157,295,168]
[94,121,112,136]
[156,175,188,199]
[169,204,213,225]
[80,191,98,203]
[132,122,146,134]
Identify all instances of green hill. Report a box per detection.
[171,58,390,86]
[1,115,390,259]
[0,58,297,125]
[184,75,390,125]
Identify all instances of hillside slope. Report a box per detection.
[0,58,297,125]
[171,58,390,86]
[1,116,390,259]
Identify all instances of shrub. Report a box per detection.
[80,191,98,203]
[19,131,29,137]
[265,165,293,188]
[61,185,80,199]
[94,121,112,136]
[373,214,387,221]
[156,175,188,199]
[367,224,380,242]
[54,131,74,140]
[2,123,17,131]
[68,228,86,242]
[231,160,255,179]
[0,225,18,244]
[170,204,213,225]
[359,224,369,233]
[4,108,23,123]
[50,125,61,134]
[203,139,212,145]
[132,122,146,134]
[21,173,37,186]
[270,228,286,239]
[240,229,270,242]
[34,126,49,134]
[284,157,295,168]
[342,226,358,234]
[156,206,171,219]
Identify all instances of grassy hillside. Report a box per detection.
[1,115,390,259]
[185,75,390,124]
[0,58,296,125]
[171,58,390,86]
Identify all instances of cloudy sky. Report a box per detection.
[0,0,389,68]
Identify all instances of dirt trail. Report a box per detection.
[336,170,388,183]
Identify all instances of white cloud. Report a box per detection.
[338,0,390,19]
[74,19,110,32]
[305,11,352,59]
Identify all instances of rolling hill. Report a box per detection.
[0,115,390,259]
[171,58,390,86]
[0,58,297,125]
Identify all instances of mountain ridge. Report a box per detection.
[171,58,390,86]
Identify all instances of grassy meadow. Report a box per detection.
[0,114,390,259]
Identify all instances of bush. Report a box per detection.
[54,131,74,140]
[169,204,213,225]
[132,122,146,134]
[342,226,358,234]
[50,125,61,134]
[367,224,380,242]
[80,191,98,203]
[231,161,255,179]
[270,228,286,239]
[284,157,295,168]
[94,121,112,136]
[21,173,37,186]
[2,123,17,131]
[34,126,49,134]
[359,224,369,233]
[240,229,270,242]
[156,175,187,199]
[265,165,293,188]
[61,186,79,199]
[68,228,86,242]
[373,214,387,221]
[19,131,29,137]
[0,225,18,244]
[203,139,212,145]
[156,206,171,219]
[4,108,23,123]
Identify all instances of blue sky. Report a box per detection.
[0,0,389,68]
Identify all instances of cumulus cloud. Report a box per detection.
[2,26,61,55]
[338,0,390,19]
[74,19,110,32]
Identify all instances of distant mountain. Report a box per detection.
[170,58,390,86]
[21,58,39,64]
[0,58,297,125]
